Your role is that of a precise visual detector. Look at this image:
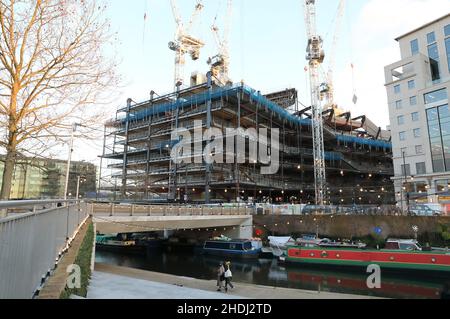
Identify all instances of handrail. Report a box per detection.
[0,199,78,210]
[0,201,89,298]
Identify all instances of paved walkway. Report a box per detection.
[88,271,242,299]
[89,263,380,299]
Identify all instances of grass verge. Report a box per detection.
[60,222,94,299]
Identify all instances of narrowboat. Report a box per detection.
[96,234,143,254]
[96,233,162,254]
[285,238,450,274]
[201,239,262,259]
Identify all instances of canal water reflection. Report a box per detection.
[95,250,449,299]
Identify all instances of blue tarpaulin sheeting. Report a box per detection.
[324,152,343,161]
[124,86,241,123]
[336,135,391,149]
[120,84,391,150]
[123,85,311,126]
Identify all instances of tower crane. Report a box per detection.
[303,0,327,206]
[207,0,233,86]
[169,0,205,88]
[324,0,346,110]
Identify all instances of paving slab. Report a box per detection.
[88,271,242,299]
[90,263,381,299]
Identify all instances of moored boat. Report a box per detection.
[286,238,450,274]
[201,238,262,259]
[96,233,162,254]
[96,234,143,254]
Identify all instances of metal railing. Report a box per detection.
[90,203,254,217]
[0,200,89,299]
[255,204,410,216]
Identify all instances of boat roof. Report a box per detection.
[206,239,251,243]
[387,239,418,244]
[301,234,318,238]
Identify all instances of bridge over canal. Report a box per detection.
[91,203,253,237]
[0,200,253,299]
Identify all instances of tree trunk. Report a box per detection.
[1,146,17,200]
[1,86,19,200]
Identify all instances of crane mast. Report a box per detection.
[169,0,205,88]
[304,0,326,205]
[208,0,233,86]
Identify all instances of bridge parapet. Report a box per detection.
[90,203,255,217]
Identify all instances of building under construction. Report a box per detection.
[100,73,395,205]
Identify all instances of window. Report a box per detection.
[410,96,418,106]
[439,104,450,119]
[397,115,405,125]
[401,164,411,176]
[436,180,449,192]
[396,100,403,109]
[413,128,421,138]
[412,112,419,122]
[410,39,419,55]
[424,89,448,104]
[415,145,423,154]
[428,42,441,81]
[445,37,450,73]
[427,104,450,172]
[427,31,436,44]
[408,80,416,90]
[399,243,417,251]
[428,121,441,138]
[399,131,406,141]
[445,24,450,37]
[394,85,401,94]
[416,162,426,175]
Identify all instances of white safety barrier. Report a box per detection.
[0,200,88,299]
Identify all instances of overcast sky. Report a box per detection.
[72,0,450,165]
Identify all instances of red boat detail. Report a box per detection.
[287,247,450,272]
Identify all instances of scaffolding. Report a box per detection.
[99,75,394,205]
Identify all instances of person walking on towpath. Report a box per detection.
[224,261,234,292]
[217,262,225,292]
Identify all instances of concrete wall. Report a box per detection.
[222,217,254,239]
[254,215,450,239]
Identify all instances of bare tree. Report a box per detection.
[0,0,119,199]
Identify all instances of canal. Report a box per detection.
[95,250,450,299]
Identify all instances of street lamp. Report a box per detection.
[64,123,80,200]
[76,176,87,200]
[76,176,81,200]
